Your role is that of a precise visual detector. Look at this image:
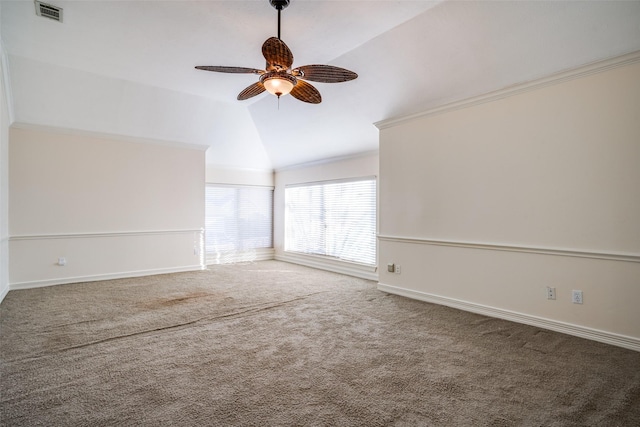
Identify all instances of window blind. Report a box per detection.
[205,185,273,264]
[285,178,376,266]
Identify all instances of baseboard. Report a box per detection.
[9,265,205,290]
[206,249,275,265]
[0,284,9,304]
[276,252,378,281]
[377,283,640,352]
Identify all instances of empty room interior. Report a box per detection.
[1,0,640,425]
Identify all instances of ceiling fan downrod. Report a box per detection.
[269,0,290,40]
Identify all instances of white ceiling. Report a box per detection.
[2,0,640,170]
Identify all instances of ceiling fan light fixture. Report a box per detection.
[261,73,296,98]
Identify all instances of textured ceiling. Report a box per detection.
[2,0,640,170]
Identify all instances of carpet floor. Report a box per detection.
[1,261,639,426]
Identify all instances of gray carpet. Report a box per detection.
[1,261,639,426]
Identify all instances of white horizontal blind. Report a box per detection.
[205,185,273,264]
[285,178,376,266]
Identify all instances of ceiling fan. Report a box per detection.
[195,0,357,104]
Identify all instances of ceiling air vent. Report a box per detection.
[35,1,63,22]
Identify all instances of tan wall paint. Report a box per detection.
[9,127,205,287]
[378,61,640,341]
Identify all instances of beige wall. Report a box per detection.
[9,126,206,288]
[274,153,379,279]
[378,60,640,349]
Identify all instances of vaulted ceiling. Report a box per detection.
[2,1,640,170]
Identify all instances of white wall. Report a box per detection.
[9,126,206,288]
[377,58,640,351]
[0,34,11,302]
[274,153,379,280]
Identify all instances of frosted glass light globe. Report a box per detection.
[262,75,295,97]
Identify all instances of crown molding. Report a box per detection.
[375,50,640,130]
[10,122,209,151]
[206,164,275,174]
[275,150,379,173]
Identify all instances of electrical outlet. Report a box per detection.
[57,257,66,266]
[572,290,583,304]
[546,286,556,300]
[395,265,401,274]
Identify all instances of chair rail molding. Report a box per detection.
[378,235,640,263]
[11,229,204,241]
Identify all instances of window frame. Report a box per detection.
[284,176,377,267]
[205,183,274,265]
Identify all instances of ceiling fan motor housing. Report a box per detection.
[269,0,290,11]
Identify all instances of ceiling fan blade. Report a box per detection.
[237,82,266,100]
[290,80,321,104]
[195,66,263,74]
[262,37,294,70]
[293,65,358,83]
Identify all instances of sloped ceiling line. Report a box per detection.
[0,38,15,124]
[376,49,640,130]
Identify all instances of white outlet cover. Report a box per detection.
[547,287,556,300]
[572,290,583,304]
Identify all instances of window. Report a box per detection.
[285,178,376,266]
[205,185,273,264]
